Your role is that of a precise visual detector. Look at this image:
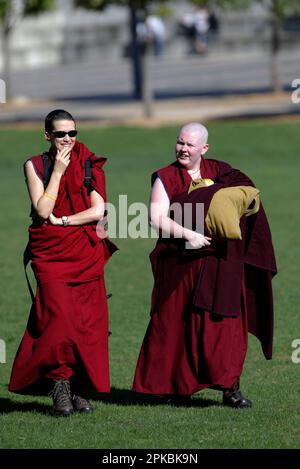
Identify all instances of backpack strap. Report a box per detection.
[84,158,94,193]
[42,152,50,189]
[23,242,35,303]
[23,152,49,302]
[42,153,94,193]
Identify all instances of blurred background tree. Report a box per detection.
[75,0,170,116]
[0,0,54,101]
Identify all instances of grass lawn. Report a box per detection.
[0,120,299,449]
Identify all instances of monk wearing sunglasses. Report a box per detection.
[9,109,117,416]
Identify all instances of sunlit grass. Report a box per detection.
[0,121,299,449]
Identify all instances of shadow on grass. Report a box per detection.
[92,387,220,408]
[0,389,220,415]
[0,398,50,415]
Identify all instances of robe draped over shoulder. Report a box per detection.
[152,158,276,358]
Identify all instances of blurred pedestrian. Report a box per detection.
[179,6,209,55]
[137,13,167,57]
[193,6,210,54]
[207,6,220,43]
[146,14,167,56]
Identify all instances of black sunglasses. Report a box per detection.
[51,130,78,138]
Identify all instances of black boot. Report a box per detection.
[72,395,94,413]
[223,387,252,409]
[49,379,74,417]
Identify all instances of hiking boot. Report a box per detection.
[223,388,253,409]
[72,395,94,413]
[49,379,74,417]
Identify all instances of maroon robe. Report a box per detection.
[133,158,277,395]
[9,141,118,395]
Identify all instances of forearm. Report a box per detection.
[58,206,104,226]
[35,171,62,219]
[151,214,195,241]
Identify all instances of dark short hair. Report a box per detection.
[45,109,75,133]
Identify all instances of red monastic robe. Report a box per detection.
[133,158,277,395]
[9,141,117,395]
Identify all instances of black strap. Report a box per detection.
[42,153,93,194]
[25,152,49,302]
[42,152,50,189]
[23,242,35,303]
[84,159,94,193]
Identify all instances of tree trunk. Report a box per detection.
[128,3,154,118]
[1,1,27,102]
[141,43,153,118]
[270,12,281,92]
[1,28,11,102]
[129,3,143,100]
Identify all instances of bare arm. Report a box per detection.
[25,149,105,225]
[49,190,105,226]
[150,177,211,249]
[25,147,71,220]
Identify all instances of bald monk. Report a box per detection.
[9,109,117,416]
[133,122,277,407]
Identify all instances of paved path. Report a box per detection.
[0,50,299,125]
[8,50,300,100]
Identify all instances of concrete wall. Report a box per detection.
[0,5,128,72]
[0,1,299,72]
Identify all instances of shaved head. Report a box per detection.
[175,122,210,170]
[179,123,208,145]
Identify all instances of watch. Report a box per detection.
[62,216,70,227]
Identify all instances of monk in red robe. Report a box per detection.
[133,122,277,407]
[9,109,117,416]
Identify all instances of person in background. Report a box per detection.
[137,13,167,57]
[146,14,167,56]
[193,6,210,54]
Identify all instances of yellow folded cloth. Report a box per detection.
[188,178,214,193]
[205,186,260,240]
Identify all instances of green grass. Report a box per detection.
[0,121,299,449]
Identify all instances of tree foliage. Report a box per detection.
[190,0,250,9]
[268,0,300,19]
[189,0,300,19]
[0,0,54,23]
[24,0,54,15]
[75,0,169,13]
[75,0,300,21]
